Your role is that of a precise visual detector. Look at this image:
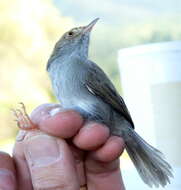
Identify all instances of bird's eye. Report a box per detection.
[68,31,74,36]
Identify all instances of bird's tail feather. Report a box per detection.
[123,127,173,188]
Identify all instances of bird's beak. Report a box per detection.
[82,18,99,34]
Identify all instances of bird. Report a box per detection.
[45,18,173,188]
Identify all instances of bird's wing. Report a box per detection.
[85,61,134,128]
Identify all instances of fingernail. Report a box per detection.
[0,169,16,190]
[83,122,96,129]
[30,104,62,122]
[41,108,69,121]
[49,107,63,116]
[25,134,60,167]
[84,122,108,131]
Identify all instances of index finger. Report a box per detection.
[30,103,84,138]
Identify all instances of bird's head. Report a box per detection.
[47,18,99,69]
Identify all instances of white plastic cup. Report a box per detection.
[118,41,181,190]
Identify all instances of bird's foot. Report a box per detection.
[12,102,37,130]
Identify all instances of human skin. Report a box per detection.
[0,103,125,190]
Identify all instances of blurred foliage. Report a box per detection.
[0,0,73,140]
[0,0,181,141]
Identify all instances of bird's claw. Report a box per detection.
[12,102,37,130]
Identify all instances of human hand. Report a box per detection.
[0,103,125,190]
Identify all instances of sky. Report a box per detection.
[53,0,181,25]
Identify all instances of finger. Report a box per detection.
[73,122,110,150]
[0,151,17,190]
[23,131,80,190]
[30,103,84,138]
[86,159,125,190]
[13,140,34,190]
[88,136,125,162]
[85,136,125,190]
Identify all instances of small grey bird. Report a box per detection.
[47,18,173,188]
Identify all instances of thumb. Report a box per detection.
[14,130,80,190]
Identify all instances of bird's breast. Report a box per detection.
[48,59,112,124]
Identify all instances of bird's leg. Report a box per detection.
[12,102,37,130]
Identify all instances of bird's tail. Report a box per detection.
[123,127,173,188]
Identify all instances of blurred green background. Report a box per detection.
[0,0,181,147]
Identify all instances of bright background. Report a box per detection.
[0,0,181,189]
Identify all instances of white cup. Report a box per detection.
[118,41,181,190]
